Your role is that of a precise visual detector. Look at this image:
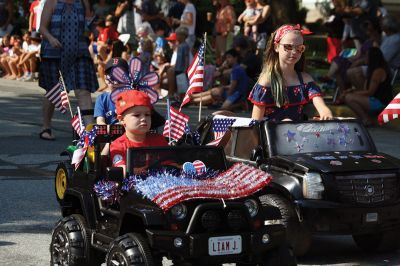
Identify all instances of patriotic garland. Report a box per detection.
[94,163,273,210]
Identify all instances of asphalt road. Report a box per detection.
[1,79,400,265]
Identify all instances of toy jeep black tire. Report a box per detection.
[55,161,72,202]
[50,214,104,266]
[259,194,311,256]
[353,230,400,252]
[105,233,155,266]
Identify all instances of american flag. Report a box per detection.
[139,163,273,210]
[378,93,400,125]
[45,81,69,114]
[71,113,84,137]
[206,116,257,146]
[180,41,205,110]
[207,118,236,146]
[163,107,189,141]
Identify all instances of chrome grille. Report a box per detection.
[335,173,399,204]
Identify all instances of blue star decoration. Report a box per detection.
[337,123,350,135]
[339,136,347,146]
[286,130,296,143]
[327,137,336,146]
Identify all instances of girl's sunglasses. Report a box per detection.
[279,43,306,53]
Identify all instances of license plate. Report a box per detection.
[208,235,242,256]
[365,212,378,222]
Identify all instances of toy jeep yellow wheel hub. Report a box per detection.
[56,168,67,200]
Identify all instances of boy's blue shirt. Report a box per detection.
[94,92,117,124]
[231,63,249,95]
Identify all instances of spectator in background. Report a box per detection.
[115,0,136,45]
[172,0,196,48]
[233,36,261,83]
[379,16,400,71]
[29,0,40,32]
[2,34,22,80]
[214,0,236,63]
[347,16,400,91]
[166,0,184,30]
[238,0,260,42]
[246,0,272,55]
[344,47,393,126]
[141,0,167,33]
[93,0,111,18]
[18,31,41,81]
[97,16,120,91]
[341,0,378,50]
[39,0,98,140]
[157,31,178,96]
[191,49,249,110]
[167,26,190,101]
[325,0,345,63]
[154,23,167,55]
[321,17,381,103]
[0,34,11,78]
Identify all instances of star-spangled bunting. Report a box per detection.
[163,107,189,141]
[135,163,273,210]
[71,126,97,170]
[45,80,68,114]
[180,40,205,110]
[207,116,256,146]
[378,93,400,125]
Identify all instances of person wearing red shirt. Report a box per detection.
[29,0,40,32]
[110,90,168,175]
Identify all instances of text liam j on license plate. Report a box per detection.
[208,235,242,256]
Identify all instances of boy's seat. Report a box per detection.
[94,124,125,176]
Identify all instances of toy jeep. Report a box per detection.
[51,124,296,265]
[197,116,400,256]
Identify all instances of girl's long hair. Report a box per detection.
[258,26,305,107]
[366,47,390,89]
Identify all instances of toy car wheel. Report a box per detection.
[353,230,400,252]
[50,214,104,266]
[55,161,72,202]
[259,194,311,256]
[106,233,154,266]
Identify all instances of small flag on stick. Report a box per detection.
[180,39,206,110]
[163,107,189,141]
[45,81,69,114]
[71,113,84,137]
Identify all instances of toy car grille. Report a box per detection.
[199,209,248,233]
[335,173,399,204]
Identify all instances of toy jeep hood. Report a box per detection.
[278,152,400,173]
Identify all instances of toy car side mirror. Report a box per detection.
[106,167,124,184]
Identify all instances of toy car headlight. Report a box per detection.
[170,204,188,220]
[244,199,259,217]
[303,172,324,199]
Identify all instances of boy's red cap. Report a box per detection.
[115,90,152,115]
[165,32,177,41]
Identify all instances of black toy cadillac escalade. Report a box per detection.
[197,116,400,256]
